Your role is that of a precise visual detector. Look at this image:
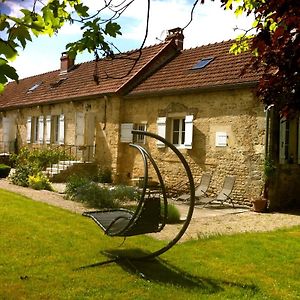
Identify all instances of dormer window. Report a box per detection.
[191,57,214,70]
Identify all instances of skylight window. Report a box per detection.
[27,81,43,93]
[191,57,214,70]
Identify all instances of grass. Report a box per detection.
[1,188,300,299]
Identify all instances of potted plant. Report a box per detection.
[252,157,275,212]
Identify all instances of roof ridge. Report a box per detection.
[182,39,235,52]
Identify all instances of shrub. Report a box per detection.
[161,203,181,224]
[97,167,112,183]
[65,175,117,208]
[65,175,90,200]
[10,147,75,171]
[76,182,118,208]
[28,173,53,191]
[10,164,37,187]
[110,185,139,202]
[0,164,11,178]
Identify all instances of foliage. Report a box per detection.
[9,147,71,187]
[219,0,300,115]
[109,185,139,202]
[10,147,74,170]
[0,163,11,178]
[28,172,53,191]
[0,0,121,92]
[10,164,37,187]
[97,166,113,183]
[162,203,181,224]
[1,189,300,299]
[65,175,139,208]
[263,156,276,180]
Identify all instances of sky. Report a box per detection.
[2,0,254,79]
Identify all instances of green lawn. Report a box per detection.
[1,188,299,300]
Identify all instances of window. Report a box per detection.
[157,115,194,149]
[134,123,147,144]
[191,57,214,70]
[120,123,147,143]
[172,118,185,146]
[279,116,300,164]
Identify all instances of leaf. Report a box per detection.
[0,63,19,82]
[0,40,18,61]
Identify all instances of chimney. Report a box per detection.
[60,52,75,75]
[165,27,184,51]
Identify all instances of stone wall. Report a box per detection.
[118,88,266,204]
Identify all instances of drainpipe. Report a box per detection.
[264,104,274,158]
[263,104,274,200]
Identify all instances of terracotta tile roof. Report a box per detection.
[0,41,176,110]
[128,40,260,97]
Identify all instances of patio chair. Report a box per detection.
[177,173,211,201]
[199,176,236,207]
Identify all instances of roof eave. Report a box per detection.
[124,81,259,99]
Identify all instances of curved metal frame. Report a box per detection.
[130,130,195,260]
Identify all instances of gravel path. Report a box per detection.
[1,179,300,242]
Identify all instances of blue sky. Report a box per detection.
[3,0,254,79]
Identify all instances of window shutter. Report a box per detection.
[2,117,10,144]
[279,117,286,164]
[58,114,65,145]
[75,112,84,145]
[184,115,194,149]
[120,123,133,143]
[26,117,32,144]
[156,117,166,148]
[45,115,51,144]
[38,116,44,144]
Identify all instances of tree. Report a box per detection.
[1,0,299,115]
[218,0,300,115]
[0,0,124,92]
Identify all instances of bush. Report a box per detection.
[65,175,90,200]
[97,167,112,183]
[10,147,75,171]
[28,173,53,191]
[109,185,139,202]
[65,176,140,209]
[162,203,181,224]
[0,164,11,178]
[10,164,37,187]
[65,175,117,208]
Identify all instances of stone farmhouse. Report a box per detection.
[0,28,299,209]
